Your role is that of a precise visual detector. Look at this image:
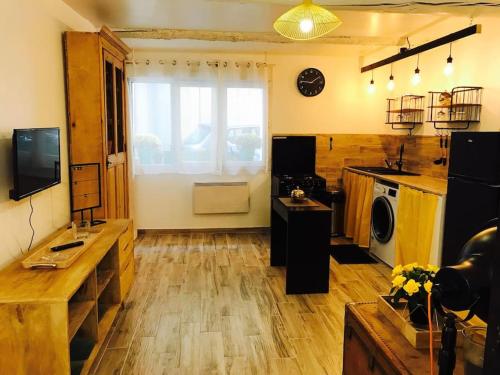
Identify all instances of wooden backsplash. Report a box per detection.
[314,134,449,187]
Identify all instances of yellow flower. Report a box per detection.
[403,279,421,296]
[392,275,407,288]
[427,264,440,274]
[392,265,404,277]
[424,280,433,294]
[403,262,419,272]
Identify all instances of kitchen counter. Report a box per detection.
[345,167,448,195]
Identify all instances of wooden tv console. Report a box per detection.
[0,219,135,374]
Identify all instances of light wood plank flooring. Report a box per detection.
[92,232,391,375]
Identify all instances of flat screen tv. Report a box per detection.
[10,128,61,201]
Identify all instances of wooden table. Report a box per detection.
[343,302,466,375]
[270,197,332,294]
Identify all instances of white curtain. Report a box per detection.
[128,57,270,176]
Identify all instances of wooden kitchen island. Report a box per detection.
[270,197,332,294]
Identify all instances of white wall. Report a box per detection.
[0,0,94,268]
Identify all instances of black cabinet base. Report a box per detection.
[270,198,332,295]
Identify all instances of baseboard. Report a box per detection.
[138,227,270,235]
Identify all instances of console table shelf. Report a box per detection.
[0,219,135,375]
[69,301,96,341]
[96,270,115,298]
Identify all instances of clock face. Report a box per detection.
[297,68,325,97]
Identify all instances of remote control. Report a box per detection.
[51,241,84,252]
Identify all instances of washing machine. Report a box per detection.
[370,180,399,267]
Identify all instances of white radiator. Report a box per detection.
[193,182,250,214]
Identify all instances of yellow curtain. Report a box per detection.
[343,170,374,248]
[395,186,438,266]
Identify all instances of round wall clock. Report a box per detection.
[297,68,325,97]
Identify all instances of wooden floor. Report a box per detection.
[92,232,392,375]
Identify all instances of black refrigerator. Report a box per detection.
[442,132,500,266]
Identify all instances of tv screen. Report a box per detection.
[10,128,61,201]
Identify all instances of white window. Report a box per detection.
[130,70,267,175]
[226,88,265,165]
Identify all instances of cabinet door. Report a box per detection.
[103,50,129,219]
[103,53,116,157]
[344,326,386,375]
[107,166,117,219]
[116,163,126,218]
[343,316,397,375]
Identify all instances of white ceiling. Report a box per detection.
[62,0,499,53]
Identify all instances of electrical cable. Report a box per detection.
[428,292,434,375]
[27,195,35,253]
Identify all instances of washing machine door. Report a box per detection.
[371,196,395,244]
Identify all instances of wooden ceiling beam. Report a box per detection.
[114,28,405,46]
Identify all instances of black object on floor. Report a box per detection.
[330,244,378,264]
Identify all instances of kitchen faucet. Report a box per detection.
[384,144,405,171]
[395,143,404,172]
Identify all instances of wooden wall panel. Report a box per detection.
[313,134,449,188]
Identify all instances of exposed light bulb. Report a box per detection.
[368,79,376,94]
[444,56,454,76]
[387,75,395,91]
[299,18,314,33]
[411,68,421,86]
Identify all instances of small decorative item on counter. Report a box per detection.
[290,186,306,202]
[390,263,440,326]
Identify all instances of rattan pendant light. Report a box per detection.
[273,0,342,41]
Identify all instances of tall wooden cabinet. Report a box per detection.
[64,26,131,219]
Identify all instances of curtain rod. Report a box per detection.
[361,24,481,73]
[125,59,269,68]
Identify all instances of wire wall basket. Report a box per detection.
[386,95,425,134]
[427,86,483,130]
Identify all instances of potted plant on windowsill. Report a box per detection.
[233,133,261,161]
[390,263,440,326]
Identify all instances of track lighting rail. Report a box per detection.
[361,24,481,73]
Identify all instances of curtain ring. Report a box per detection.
[172,59,177,66]
[145,59,150,65]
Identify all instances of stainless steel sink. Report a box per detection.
[349,166,420,176]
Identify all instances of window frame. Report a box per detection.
[129,77,267,175]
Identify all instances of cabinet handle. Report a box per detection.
[72,122,76,128]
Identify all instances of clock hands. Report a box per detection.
[299,76,321,85]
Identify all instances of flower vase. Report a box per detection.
[408,299,430,326]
